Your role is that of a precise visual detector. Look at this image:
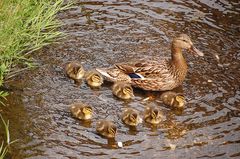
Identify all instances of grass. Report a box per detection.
[0,115,17,159]
[0,0,71,101]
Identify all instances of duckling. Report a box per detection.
[121,108,142,126]
[70,102,93,120]
[160,91,185,109]
[144,106,163,125]
[65,61,85,82]
[96,120,117,139]
[112,82,134,100]
[85,70,104,88]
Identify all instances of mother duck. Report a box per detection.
[96,34,204,91]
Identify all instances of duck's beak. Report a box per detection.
[190,46,204,56]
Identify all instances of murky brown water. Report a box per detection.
[1,0,240,158]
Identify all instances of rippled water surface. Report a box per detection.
[1,0,240,158]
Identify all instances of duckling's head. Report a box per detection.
[70,103,93,120]
[122,108,141,126]
[82,106,93,119]
[96,120,117,138]
[112,82,134,100]
[108,125,117,138]
[144,106,163,125]
[151,108,162,120]
[173,34,204,56]
[129,112,138,122]
[74,65,85,79]
[86,71,103,88]
[123,85,134,97]
[174,95,185,108]
[65,62,85,80]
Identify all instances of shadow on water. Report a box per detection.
[1,0,240,158]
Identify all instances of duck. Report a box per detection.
[85,70,104,88]
[96,120,117,138]
[121,108,142,126]
[65,61,85,83]
[144,106,163,125]
[112,82,134,100]
[160,91,185,109]
[96,34,204,91]
[70,102,93,120]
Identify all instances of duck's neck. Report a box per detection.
[170,44,188,75]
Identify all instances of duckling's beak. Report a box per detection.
[190,46,204,57]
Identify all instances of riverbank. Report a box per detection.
[0,0,69,100]
[0,0,70,157]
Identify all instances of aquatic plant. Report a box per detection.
[0,115,17,159]
[0,0,71,100]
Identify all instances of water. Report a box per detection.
[1,0,240,158]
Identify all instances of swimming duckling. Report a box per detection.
[85,70,104,88]
[96,120,117,139]
[160,91,185,109]
[144,106,163,125]
[112,82,134,100]
[65,61,85,83]
[70,102,93,120]
[121,108,142,127]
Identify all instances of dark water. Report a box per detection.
[1,0,240,158]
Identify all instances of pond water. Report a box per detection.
[1,0,240,158]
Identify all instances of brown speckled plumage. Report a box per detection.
[97,34,203,91]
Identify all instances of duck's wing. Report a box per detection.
[115,59,170,79]
[116,59,178,91]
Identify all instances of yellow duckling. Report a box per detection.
[85,70,104,88]
[144,106,163,125]
[121,108,142,127]
[65,61,85,82]
[96,120,117,139]
[160,91,185,109]
[70,102,93,120]
[112,82,134,100]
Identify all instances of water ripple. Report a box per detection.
[2,0,240,158]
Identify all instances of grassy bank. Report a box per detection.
[0,0,70,100]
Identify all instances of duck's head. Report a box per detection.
[86,71,103,87]
[173,34,204,56]
[174,95,185,108]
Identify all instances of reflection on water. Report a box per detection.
[1,0,240,158]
